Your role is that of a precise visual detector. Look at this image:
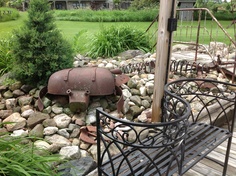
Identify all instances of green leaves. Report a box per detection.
[87,25,152,58]
[0,136,62,176]
[54,9,158,22]
[0,37,14,76]
[11,0,73,86]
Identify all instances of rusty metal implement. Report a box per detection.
[38,67,129,112]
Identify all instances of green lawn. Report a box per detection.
[0,11,235,48]
[0,12,155,40]
[56,21,155,41]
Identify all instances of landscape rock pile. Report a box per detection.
[0,44,234,175]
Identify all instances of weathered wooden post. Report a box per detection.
[151,0,177,122]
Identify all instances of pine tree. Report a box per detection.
[12,0,73,86]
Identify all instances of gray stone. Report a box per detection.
[44,126,59,135]
[9,81,22,91]
[5,98,17,110]
[27,112,50,128]
[53,114,71,129]
[42,106,52,114]
[0,127,8,136]
[21,109,34,118]
[0,102,5,110]
[70,128,80,138]
[129,105,142,118]
[128,126,149,143]
[52,105,63,114]
[45,134,71,147]
[127,78,137,89]
[86,107,103,124]
[100,98,109,109]
[145,82,154,95]
[34,140,51,150]
[21,84,34,93]
[130,88,140,95]
[18,96,33,107]
[11,129,28,137]
[57,157,97,176]
[123,99,130,114]
[139,86,146,96]
[0,110,13,119]
[41,97,52,109]
[67,123,80,132]
[141,99,151,109]
[29,124,44,138]
[3,90,13,98]
[130,95,142,106]
[3,112,26,131]
[42,118,57,127]
[59,146,81,160]
[122,89,132,99]
[58,129,70,138]
[12,89,25,97]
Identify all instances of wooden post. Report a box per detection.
[151,0,177,122]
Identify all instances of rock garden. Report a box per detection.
[1,44,235,175]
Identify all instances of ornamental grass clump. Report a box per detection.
[87,25,152,58]
[0,37,14,76]
[0,136,61,176]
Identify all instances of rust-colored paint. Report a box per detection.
[48,67,116,96]
[38,67,129,113]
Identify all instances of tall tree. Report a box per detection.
[12,0,73,86]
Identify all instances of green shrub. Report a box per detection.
[0,136,61,176]
[0,7,19,22]
[54,9,158,22]
[72,29,89,54]
[87,25,152,58]
[0,36,14,76]
[130,0,159,10]
[11,0,73,86]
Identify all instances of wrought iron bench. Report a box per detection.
[96,78,236,176]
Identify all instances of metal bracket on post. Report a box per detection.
[168,18,177,32]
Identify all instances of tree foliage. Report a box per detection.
[11,0,73,86]
[130,0,159,10]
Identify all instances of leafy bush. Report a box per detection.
[0,37,14,76]
[0,136,61,176]
[11,0,73,86]
[0,7,19,22]
[54,9,158,22]
[72,29,89,54]
[130,0,159,10]
[87,25,152,58]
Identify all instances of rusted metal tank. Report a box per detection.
[38,67,129,112]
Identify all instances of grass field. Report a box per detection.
[0,12,156,40]
[0,11,235,49]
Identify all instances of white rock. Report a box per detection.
[105,63,114,69]
[148,74,155,80]
[5,98,17,110]
[45,134,71,147]
[139,86,146,96]
[11,129,28,137]
[53,114,71,128]
[43,126,58,135]
[122,89,132,99]
[3,112,26,131]
[57,129,70,138]
[21,109,34,118]
[34,140,51,150]
[52,105,63,114]
[59,146,81,160]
